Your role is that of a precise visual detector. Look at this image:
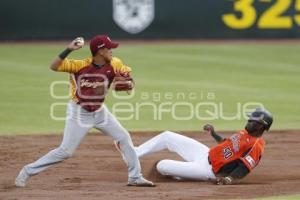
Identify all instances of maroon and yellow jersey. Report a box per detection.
[57,57,131,112]
[209,130,265,174]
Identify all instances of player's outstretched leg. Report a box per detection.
[156,159,215,181]
[15,102,92,187]
[135,131,209,162]
[134,131,216,181]
[15,145,75,187]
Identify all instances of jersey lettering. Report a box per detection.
[80,79,106,89]
[223,147,233,159]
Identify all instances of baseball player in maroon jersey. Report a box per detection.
[134,108,273,185]
[15,35,154,187]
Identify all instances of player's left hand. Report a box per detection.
[203,124,214,134]
[215,176,233,185]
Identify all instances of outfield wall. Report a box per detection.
[1,0,300,40]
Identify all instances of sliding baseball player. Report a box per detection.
[135,108,273,185]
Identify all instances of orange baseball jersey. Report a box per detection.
[57,57,131,111]
[209,130,265,174]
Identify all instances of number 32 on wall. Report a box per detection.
[223,0,300,29]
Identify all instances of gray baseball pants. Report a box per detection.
[23,101,142,180]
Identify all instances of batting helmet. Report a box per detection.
[247,108,273,131]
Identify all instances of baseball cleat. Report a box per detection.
[15,168,29,187]
[127,177,155,187]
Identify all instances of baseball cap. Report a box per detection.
[90,35,119,55]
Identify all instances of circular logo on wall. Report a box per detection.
[113,0,155,34]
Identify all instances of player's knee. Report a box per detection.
[117,132,132,145]
[160,131,176,141]
[156,160,170,175]
[57,146,74,159]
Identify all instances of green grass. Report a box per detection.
[0,43,300,134]
[254,195,300,200]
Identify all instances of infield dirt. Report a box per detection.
[0,131,299,200]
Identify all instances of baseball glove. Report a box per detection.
[112,71,134,92]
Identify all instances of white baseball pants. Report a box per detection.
[136,131,216,181]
